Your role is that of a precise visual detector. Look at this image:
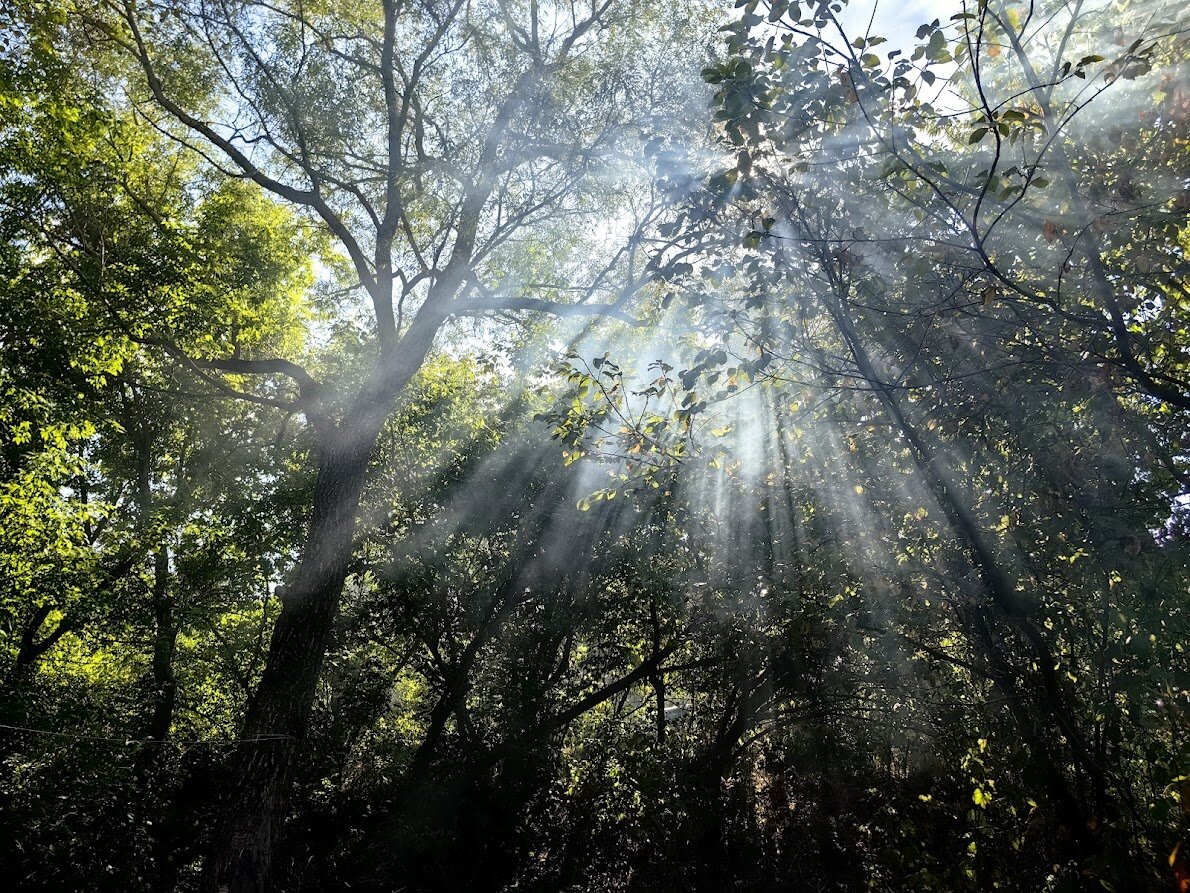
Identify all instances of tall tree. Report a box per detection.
[66,0,708,887]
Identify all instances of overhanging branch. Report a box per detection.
[451,296,643,327]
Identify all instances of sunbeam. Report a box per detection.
[0,0,1185,891]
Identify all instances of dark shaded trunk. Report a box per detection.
[129,413,184,893]
[130,416,177,743]
[12,604,73,676]
[203,436,374,893]
[142,544,180,893]
[692,674,758,893]
[202,306,447,892]
[649,597,666,744]
[131,415,178,743]
[146,545,176,742]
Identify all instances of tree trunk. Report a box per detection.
[141,543,181,893]
[201,301,446,892]
[146,545,177,742]
[649,598,666,744]
[203,435,375,893]
[132,407,177,745]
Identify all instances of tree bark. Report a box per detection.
[202,434,375,893]
[146,544,176,742]
[131,411,179,744]
[200,293,450,891]
[649,597,666,744]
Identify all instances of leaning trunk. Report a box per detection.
[203,434,375,893]
[202,301,445,892]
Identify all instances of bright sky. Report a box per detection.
[837,0,962,48]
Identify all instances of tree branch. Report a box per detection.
[450,295,643,327]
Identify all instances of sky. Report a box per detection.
[837,0,963,47]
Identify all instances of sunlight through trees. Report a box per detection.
[1,0,1186,890]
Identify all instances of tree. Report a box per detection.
[540,0,1188,886]
[56,0,711,887]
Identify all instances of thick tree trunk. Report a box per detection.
[203,435,375,893]
[202,301,446,892]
